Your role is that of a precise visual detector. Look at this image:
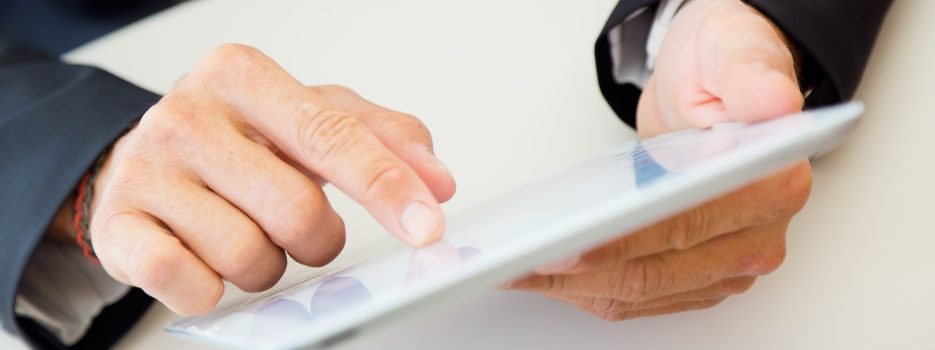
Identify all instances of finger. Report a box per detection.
[138,177,287,293]
[606,297,726,321]
[509,222,786,302]
[543,276,755,313]
[549,162,810,273]
[703,9,803,124]
[311,85,456,202]
[536,255,584,275]
[188,44,443,246]
[556,295,727,322]
[91,210,224,315]
[161,101,347,267]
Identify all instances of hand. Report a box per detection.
[508,163,810,320]
[83,44,456,315]
[507,0,810,321]
[638,0,802,138]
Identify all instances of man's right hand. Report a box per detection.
[85,44,456,315]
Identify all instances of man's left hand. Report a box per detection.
[506,0,812,321]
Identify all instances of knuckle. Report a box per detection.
[378,112,432,141]
[104,168,166,208]
[269,187,347,268]
[133,244,183,292]
[605,302,640,322]
[206,43,264,71]
[588,297,615,314]
[723,277,757,295]
[613,237,636,261]
[778,163,813,215]
[88,207,121,246]
[362,160,409,201]
[191,43,266,87]
[741,241,787,275]
[695,298,726,310]
[297,107,367,164]
[290,231,346,267]
[216,233,276,283]
[170,73,190,90]
[268,187,323,247]
[181,280,224,316]
[380,112,425,131]
[304,219,346,267]
[139,95,202,146]
[602,298,636,317]
[87,210,133,272]
[611,263,642,302]
[212,43,262,58]
[542,275,564,295]
[600,311,626,322]
[664,226,692,251]
[151,92,190,113]
[615,257,666,302]
[669,207,713,250]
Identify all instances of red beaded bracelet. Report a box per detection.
[72,149,111,264]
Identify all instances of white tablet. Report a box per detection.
[166,102,864,349]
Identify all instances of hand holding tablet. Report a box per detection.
[509,0,811,320]
[512,162,810,320]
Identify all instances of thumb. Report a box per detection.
[718,55,803,123]
[710,10,804,123]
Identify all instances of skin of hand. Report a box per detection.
[506,0,812,321]
[51,44,456,315]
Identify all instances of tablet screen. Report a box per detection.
[166,103,862,349]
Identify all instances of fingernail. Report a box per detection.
[538,255,581,274]
[401,201,441,245]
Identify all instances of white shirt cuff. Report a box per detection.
[14,241,130,345]
[610,0,689,87]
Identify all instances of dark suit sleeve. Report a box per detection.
[594,0,659,129]
[595,0,894,129]
[746,0,893,106]
[0,34,159,348]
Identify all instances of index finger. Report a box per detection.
[310,85,457,203]
[188,44,443,246]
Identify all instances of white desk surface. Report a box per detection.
[4,0,934,348]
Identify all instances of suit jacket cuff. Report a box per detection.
[744,0,893,106]
[0,60,159,347]
[595,0,660,129]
